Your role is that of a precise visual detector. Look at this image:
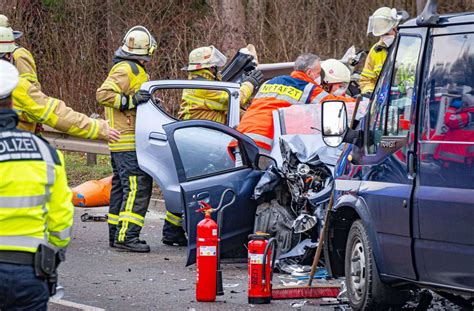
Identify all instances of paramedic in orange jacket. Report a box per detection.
[237,54,353,152]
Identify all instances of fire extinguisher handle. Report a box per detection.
[261,238,278,286]
[196,201,213,213]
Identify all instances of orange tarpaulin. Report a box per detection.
[72,176,112,207]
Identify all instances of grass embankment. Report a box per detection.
[63,151,162,198]
[64,152,111,187]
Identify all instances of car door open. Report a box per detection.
[136,80,242,216]
[163,120,261,265]
[135,80,262,265]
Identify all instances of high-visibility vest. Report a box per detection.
[237,71,330,150]
[0,110,74,253]
[97,60,148,152]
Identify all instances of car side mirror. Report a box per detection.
[256,154,277,171]
[321,100,348,147]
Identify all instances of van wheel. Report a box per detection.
[345,220,408,310]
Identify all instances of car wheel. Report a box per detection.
[345,220,408,310]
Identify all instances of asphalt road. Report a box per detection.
[49,203,461,311]
[50,203,338,311]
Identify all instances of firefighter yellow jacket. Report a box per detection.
[13,46,41,90]
[97,60,148,152]
[178,69,254,124]
[12,77,109,139]
[359,40,388,94]
[0,110,74,252]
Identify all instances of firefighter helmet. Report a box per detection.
[367,7,401,36]
[0,15,23,39]
[184,45,227,71]
[0,26,16,54]
[0,60,19,99]
[121,26,157,56]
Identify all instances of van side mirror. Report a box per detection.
[321,100,348,147]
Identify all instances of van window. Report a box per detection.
[367,36,422,154]
[422,33,474,143]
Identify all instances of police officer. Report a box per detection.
[97,26,157,252]
[0,60,74,310]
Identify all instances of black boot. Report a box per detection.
[109,225,117,247]
[162,236,187,246]
[115,239,150,253]
[110,239,147,248]
[162,220,187,246]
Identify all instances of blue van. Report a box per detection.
[320,3,474,310]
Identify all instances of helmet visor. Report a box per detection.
[367,9,401,36]
[209,46,227,67]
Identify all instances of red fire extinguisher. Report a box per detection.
[195,201,218,302]
[195,189,236,302]
[248,233,277,304]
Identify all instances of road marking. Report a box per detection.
[49,299,105,310]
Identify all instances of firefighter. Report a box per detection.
[0,15,40,90]
[320,59,353,100]
[360,7,403,97]
[0,26,118,141]
[237,53,333,153]
[178,45,263,124]
[0,60,74,310]
[97,25,157,252]
[164,46,263,246]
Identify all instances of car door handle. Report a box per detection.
[407,150,416,179]
[194,192,210,203]
[149,132,167,141]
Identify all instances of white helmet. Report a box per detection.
[0,26,16,54]
[367,7,402,36]
[121,26,157,56]
[0,60,19,99]
[321,59,351,84]
[185,45,227,71]
[0,15,22,39]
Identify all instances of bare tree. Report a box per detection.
[208,0,247,54]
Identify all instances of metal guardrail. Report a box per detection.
[43,62,294,156]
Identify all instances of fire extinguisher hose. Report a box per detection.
[261,237,278,286]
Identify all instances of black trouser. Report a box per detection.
[163,211,186,242]
[108,151,152,243]
[0,262,49,310]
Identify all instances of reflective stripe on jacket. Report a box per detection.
[360,41,388,94]
[0,110,74,253]
[237,70,330,150]
[178,69,254,124]
[12,78,108,140]
[13,46,41,90]
[97,60,148,152]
